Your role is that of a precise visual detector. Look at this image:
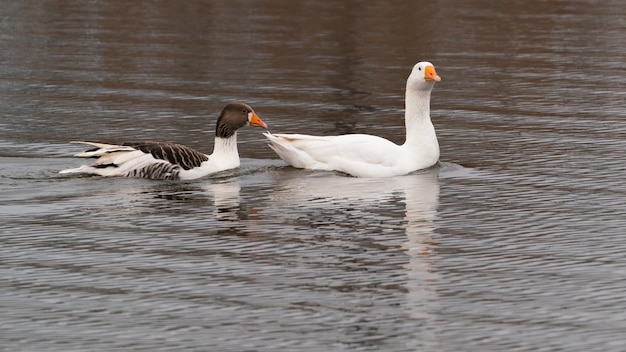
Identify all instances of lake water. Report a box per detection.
[1,1,625,351]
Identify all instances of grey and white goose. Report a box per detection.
[60,102,267,180]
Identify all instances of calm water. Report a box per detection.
[1,1,625,351]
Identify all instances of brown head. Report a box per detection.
[215,102,267,138]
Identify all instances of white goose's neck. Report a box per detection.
[403,88,436,147]
[212,133,239,161]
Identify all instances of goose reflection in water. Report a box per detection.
[147,178,242,222]
[267,167,441,349]
[137,163,442,349]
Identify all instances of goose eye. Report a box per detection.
[418,67,422,71]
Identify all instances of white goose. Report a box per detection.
[264,61,441,178]
[60,102,267,180]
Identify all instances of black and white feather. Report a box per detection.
[60,102,267,180]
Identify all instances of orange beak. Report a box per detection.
[249,112,268,129]
[424,65,441,82]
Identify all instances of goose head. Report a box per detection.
[407,61,441,92]
[215,102,267,138]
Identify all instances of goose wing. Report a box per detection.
[121,142,208,170]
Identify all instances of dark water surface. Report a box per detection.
[1,1,625,351]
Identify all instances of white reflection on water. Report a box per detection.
[264,167,441,349]
[400,170,441,350]
[208,180,242,220]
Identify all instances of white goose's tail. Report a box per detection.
[263,132,331,169]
